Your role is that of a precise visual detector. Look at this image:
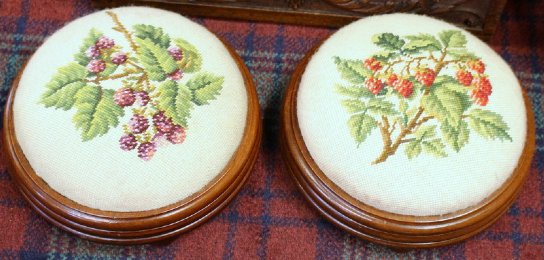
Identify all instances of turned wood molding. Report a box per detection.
[92,0,508,42]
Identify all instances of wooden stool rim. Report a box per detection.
[2,40,262,244]
[280,43,536,248]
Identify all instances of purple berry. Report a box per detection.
[85,46,100,58]
[129,114,149,134]
[135,91,150,106]
[96,36,115,49]
[119,134,137,151]
[111,52,127,65]
[167,69,183,81]
[137,142,157,161]
[153,111,174,133]
[167,125,186,144]
[114,88,135,107]
[167,46,183,61]
[87,59,106,73]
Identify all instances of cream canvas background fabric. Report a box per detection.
[297,14,527,216]
[13,7,248,212]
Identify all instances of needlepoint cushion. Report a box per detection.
[4,6,261,243]
[282,13,534,248]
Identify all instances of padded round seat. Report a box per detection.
[3,7,261,244]
[281,14,534,248]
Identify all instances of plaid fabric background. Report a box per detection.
[0,0,542,259]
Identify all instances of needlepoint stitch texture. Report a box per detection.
[0,0,542,258]
[297,14,527,216]
[12,7,248,212]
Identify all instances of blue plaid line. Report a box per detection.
[219,23,258,260]
[0,1,29,121]
[215,213,323,229]
[256,25,286,260]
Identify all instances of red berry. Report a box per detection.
[167,125,186,144]
[415,68,436,87]
[456,70,473,86]
[363,57,382,72]
[129,114,149,134]
[135,91,150,106]
[137,142,157,161]
[167,46,183,61]
[394,79,414,98]
[386,74,399,86]
[114,87,135,107]
[167,69,183,81]
[119,134,137,151]
[87,59,106,73]
[471,77,492,106]
[467,60,485,74]
[96,36,115,49]
[364,77,383,95]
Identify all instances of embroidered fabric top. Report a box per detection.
[297,14,527,216]
[13,7,248,212]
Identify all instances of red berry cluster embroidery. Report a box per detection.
[364,57,383,72]
[334,30,510,165]
[456,59,491,106]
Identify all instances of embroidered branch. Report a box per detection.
[39,11,224,161]
[334,30,512,165]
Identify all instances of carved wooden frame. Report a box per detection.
[92,0,509,42]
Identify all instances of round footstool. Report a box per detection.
[3,7,261,244]
[281,14,534,248]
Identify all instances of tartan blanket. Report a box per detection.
[0,0,542,258]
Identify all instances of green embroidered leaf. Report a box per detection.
[40,63,88,110]
[447,49,479,60]
[173,38,202,73]
[405,140,422,159]
[422,76,471,127]
[157,81,193,127]
[135,37,178,81]
[187,72,224,105]
[367,98,398,116]
[414,125,437,140]
[72,87,124,141]
[341,99,366,113]
[133,24,171,48]
[335,84,374,99]
[372,33,405,51]
[438,30,467,48]
[403,33,442,53]
[441,120,469,152]
[372,50,400,62]
[347,113,377,146]
[333,57,372,84]
[421,139,448,158]
[74,29,103,66]
[468,109,512,141]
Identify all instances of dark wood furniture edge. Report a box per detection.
[91,0,509,42]
[280,43,536,248]
[2,40,262,244]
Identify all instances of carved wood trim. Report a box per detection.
[91,0,509,42]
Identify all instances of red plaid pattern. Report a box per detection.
[0,0,542,258]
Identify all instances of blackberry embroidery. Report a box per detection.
[39,11,224,161]
[334,30,511,164]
